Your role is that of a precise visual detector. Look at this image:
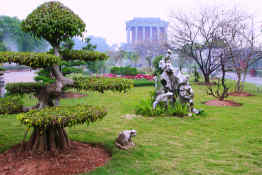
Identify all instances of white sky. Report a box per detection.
[0,0,262,45]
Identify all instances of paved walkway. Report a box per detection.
[3,70,36,83]
[225,72,262,86]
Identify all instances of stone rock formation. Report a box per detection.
[153,50,199,115]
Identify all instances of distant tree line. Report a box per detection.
[0,15,48,52]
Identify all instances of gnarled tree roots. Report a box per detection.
[22,127,71,153]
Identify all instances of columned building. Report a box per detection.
[126,17,168,45]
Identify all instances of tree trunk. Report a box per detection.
[236,72,242,92]
[241,68,248,92]
[25,127,71,152]
[204,74,210,84]
[33,46,74,109]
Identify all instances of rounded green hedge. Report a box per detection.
[17,105,107,129]
[61,50,108,62]
[0,96,24,115]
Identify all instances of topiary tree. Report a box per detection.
[0,1,132,153]
[20,1,87,109]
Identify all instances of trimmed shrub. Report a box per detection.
[153,55,163,75]
[61,49,108,62]
[110,66,138,76]
[0,52,61,68]
[6,82,47,95]
[17,105,107,129]
[133,79,154,87]
[0,96,24,114]
[62,67,83,75]
[0,67,6,72]
[72,76,134,93]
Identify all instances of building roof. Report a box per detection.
[126,17,168,28]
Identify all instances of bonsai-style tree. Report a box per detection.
[0,1,132,153]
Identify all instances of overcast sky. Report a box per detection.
[1,0,261,45]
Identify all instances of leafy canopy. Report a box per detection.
[21,1,86,47]
[0,52,61,68]
[17,105,107,129]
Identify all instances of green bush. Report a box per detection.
[0,96,24,114]
[61,49,108,62]
[110,66,138,76]
[153,55,163,75]
[6,82,47,95]
[167,102,189,117]
[135,90,190,117]
[133,79,154,87]
[0,67,6,72]
[62,66,83,75]
[72,76,134,93]
[17,105,107,129]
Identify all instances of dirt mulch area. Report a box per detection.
[204,99,242,107]
[61,92,88,99]
[0,141,111,175]
[229,92,254,97]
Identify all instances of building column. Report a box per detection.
[142,27,145,41]
[150,27,153,41]
[158,27,161,41]
[131,27,135,44]
[136,27,139,43]
[126,28,130,44]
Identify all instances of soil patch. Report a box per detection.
[229,92,254,97]
[61,92,88,99]
[204,99,242,107]
[0,141,111,175]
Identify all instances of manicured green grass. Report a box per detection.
[1,84,262,175]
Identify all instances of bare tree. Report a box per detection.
[169,6,262,88]
[169,7,227,84]
[220,11,262,92]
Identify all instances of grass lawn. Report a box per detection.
[0,84,262,175]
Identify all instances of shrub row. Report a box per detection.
[6,75,134,95]
[5,82,47,95]
[17,105,107,129]
[61,50,108,62]
[72,76,134,93]
[0,52,61,68]
[0,96,24,115]
[110,66,138,76]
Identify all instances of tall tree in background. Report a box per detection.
[0,16,48,52]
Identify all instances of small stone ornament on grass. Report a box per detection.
[115,130,136,150]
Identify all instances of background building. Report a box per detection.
[126,17,168,45]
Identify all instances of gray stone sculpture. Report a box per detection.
[153,50,199,115]
[115,130,136,150]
